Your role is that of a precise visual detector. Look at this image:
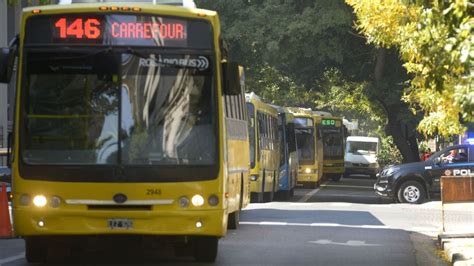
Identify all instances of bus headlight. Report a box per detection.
[250,175,258,181]
[191,195,205,207]
[305,168,312,174]
[33,195,47,207]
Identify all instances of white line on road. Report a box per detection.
[240,221,390,230]
[330,203,352,207]
[298,182,327,202]
[320,193,379,198]
[0,253,25,265]
[321,184,374,189]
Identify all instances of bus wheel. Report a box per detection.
[25,237,46,263]
[331,175,342,182]
[193,236,218,262]
[227,210,240,230]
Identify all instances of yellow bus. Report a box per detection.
[287,108,323,188]
[246,93,280,202]
[0,2,249,262]
[317,116,346,182]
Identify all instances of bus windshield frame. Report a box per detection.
[18,15,219,182]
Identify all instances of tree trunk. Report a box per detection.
[374,48,420,163]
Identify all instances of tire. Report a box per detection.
[193,237,218,262]
[227,210,240,230]
[370,174,377,179]
[25,237,46,263]
[263,174,275,202]
[397,180,426,204]
[331,175,342,182]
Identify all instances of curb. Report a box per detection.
[439,237,474,266]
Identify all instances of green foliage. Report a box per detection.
[346,0,473,137]
[378,135,403,167]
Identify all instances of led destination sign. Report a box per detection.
[321,119,341,127]
[25,14,212,49]
[54,17,185,40]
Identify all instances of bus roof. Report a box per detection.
[23,2,217,18]
[58,0,196,7]
[245,93,278,116]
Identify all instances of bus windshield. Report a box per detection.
[295,128,315,165]
[322,128,343,159]
[22,50,216,166]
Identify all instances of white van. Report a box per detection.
[344,136,379,178]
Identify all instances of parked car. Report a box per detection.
[0,167,11,201]
[374,144,473,204]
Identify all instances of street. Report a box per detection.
[0,177,448,265]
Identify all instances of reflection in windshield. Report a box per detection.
[22,51,216,166]
[322,129,343,159]
[347,141,377,154]
[120,53,215,165]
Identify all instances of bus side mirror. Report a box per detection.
[222,61,241,95]
[0,47,15,84]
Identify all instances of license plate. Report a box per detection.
[108,219,133,229]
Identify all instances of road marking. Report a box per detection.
[321,184,374,189]
[298,182,327,202]
[259,221,288,226]
[240,221,389,230]
[309,239,380,247]
[330,203,352,207]
[0,253,25,265]
[318,193,379,198]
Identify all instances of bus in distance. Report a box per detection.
[317,116,347,182]
[0,2,248,263]
[287,108,323,189]
[246,93,280,203]
[273,105,298,200]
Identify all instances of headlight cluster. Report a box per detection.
[304,168,315,174]
[380,166,399,177]
[20,194,62,208]
[369,163,379,168]
[178,194,219,208]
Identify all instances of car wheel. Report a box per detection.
[397,181,426,204]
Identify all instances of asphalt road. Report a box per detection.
[0,176,449,265]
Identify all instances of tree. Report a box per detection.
[346,0,473,137]
[198,0,423,163]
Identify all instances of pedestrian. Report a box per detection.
[421,148,431,161]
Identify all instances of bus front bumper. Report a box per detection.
[13,208,226,237]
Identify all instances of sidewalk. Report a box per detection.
[438,203,474,266]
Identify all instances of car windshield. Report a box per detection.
[347,141,377,155]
